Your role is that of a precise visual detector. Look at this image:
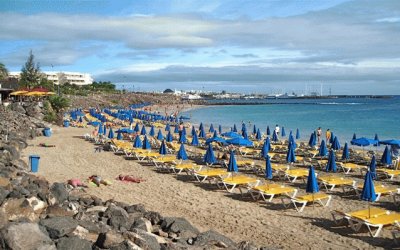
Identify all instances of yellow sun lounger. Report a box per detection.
[354,184,399,202]
[249,183,298,202]
[340,162,367,174]
[221,175,260,193]
[172,163,202,174]
[284,169,310,183]
[150,155,178,170]
[193,169,228,183]
[318,176,356,192]
[288,193,332,212]
[362,212,400,237]
[377,169,400,180]
[331,207,388,232]
[239,148,260,157]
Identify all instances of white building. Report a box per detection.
[9,71,93,86]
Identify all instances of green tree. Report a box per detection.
[48,95,70,113]
[19,50,41,89]
[0,62,8,81]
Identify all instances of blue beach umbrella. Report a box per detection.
[134,123,140,132]
[352,133,357,141]
[374,134,380,146]
[369,155,377,179]
[191,132,199,146]
[272,130,278,142]
[256,128,262,141]
[166,131,173,142]
[253,125,257,135]
[181,126,187,136]
[159,140,167,155]
[218,125,222,135]
[204,144,217,165]
[116,130,123,140]
[165,123,170,132]
[98,123,104,135]
[266,126,271,136]
[319,140,328,157]
[108,127,114,139]
[179,131,187,144]
[221,131,241,138]
[79,116,83,123]
[361,171,377,218]
[286,143,296,163]
[227,150,238,173]
[174,125,179,133]
[289,133,296,149]
[133,135,142,148]
[103,125,107,136]
[141,125,147,135]
[296,128,300,139]
[241,123,246,133]
[233,124,238,132]
[330,132,335,144]
[342,142,350,161]
[351,137,378,147]
[265,155,273,180]
[281,127,286,137]
[242,130,249,140]
[209,124,215,133]
[149,126,155,137]
[308,133,316,148]
[157,129,164,140]
[199,122,204,131]
[142,135,151,149]
[212,130,218,138]
[191,126,196,137]
[332,136,341,151]
[226,137,253,146]
[381,146,392,166]
[306,166,319,194]
[325,149,337,172]
[177,143,188,160]
[198,126,206,138]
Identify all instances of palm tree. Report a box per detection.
[0,62,8,81]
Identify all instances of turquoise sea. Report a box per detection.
[181,96,400,144]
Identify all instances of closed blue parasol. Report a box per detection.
[218,124,222,135]
[108,127,114,139]
[242,130,249,140]
[330,132,335,144]
[281,127,286,137]
[178,131,187,143]
[374,134,380,146]
[352,133,357,141]
[79,116,83,123]
[198,126,206,138]
[174,125,179,133]
[134,123,140,132]
[166,131,173,142]
[319,140,328,157]
[381,146,392,166]
[141,125,147,135]
[325,149,337,172]
[159,140,167,155]
[191,132,199,146]
[177,143,188,160]
[342,142,350,161]
[266,126,271,136]
[116,130,123,140]
[361,171,377,218]
[157,129,164,140]
[306,166,319,194]
[103,125,107,136]
[199,122,204,131]
[256,128,262,140]
[227,150,238,173]
[191,126,196,137]
[233,124,237,132]
[369,155,377,179]
[289,132,296,149]
[296,128,300,139]
[308,132,316,148]
[98,123,104,135]
[332,136,341,150]
[226,137,253,146]
[241,123,246,133]
[272,130,278,142]
[204,144,217,165]
[165,123,170,131]
[286,142,296,163]
[133,135,142,148]
[209,124,215,133]
[265,155,273,179]
[149,126,155,137]
[253,125,257,135]
[142,135,151,149]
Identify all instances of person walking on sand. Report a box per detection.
[326,129,331,142]
[275,124,280,135]
[317,127,322,144]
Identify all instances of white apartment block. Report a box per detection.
[9,71,93,86]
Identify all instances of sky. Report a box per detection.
[1,0,400,94]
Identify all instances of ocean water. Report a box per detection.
[181,96,400,144]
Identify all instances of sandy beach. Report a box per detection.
[21,125,396,249]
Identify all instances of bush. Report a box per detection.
[48,95,70,113]
[43,100,57,123]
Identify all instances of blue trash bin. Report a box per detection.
[29,155,40,173]
[43,128,52,137]
[63,120,70,127]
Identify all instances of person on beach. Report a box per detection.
[317,127,322,144]
[275,124,280,135]
[117,174,145,183]
[88,175,110,187]
[326,129,331,142]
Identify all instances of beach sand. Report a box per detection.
[21,126,394,249]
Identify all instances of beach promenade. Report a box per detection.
[22,125,394,249]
